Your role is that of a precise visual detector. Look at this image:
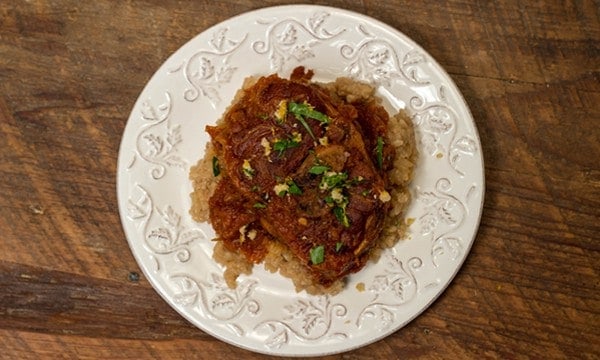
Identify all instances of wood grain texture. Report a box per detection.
[1,0,598,359]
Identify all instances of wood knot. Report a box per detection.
[28,204,45,215]
[128,271,140,282]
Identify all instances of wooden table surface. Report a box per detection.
[1,1,598,359]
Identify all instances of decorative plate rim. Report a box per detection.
[116,4,485,357]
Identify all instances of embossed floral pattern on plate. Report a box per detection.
[117,5,484,357]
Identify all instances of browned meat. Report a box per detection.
[207,67,397,287]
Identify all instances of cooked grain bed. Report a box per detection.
[189,76,417,295]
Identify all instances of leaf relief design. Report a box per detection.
[170,28,247,107]
[432,236,464,265]
[412,102,457,158]
[126,184,206,263]
[449,135,478,176]
[253,11,345,72]
[417,178,468,267]
[126,184,151,223]
[417,179,465,234]
[410,93,478,176]
[340,24,430,87]
[255,295,348,349]
[357,256,422,331]
[135,92,186,179]
[144,205,206,262]
[170,273,259,324]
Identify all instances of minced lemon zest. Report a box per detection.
[379,190,391,202]
[261,137,271,157]
[273,183,289,196]
[238,225,247,243]
[242,159,254,179]
[275,100,288,122]
[291,131,302,143]
[330,188,344,203]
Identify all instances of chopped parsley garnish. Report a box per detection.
[348,176,365,186]
[335,242,344,252]
[295,116,315,140]
[272,133,301,156]
[287,180,303,195]
[274,178,302,197]
[253,202,267,209]
[309,168,354,227]
[319,171,349,191]
[288,101,331,124]
[242,159,255,179]
[376,136,384,170]
[288,101,330,140]
[333,205,350,228]
[309,245,325,265]
[308,164,330,175]
[212,156,220,177]
[325,187,350,228]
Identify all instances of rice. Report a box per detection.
[189,75,417,295]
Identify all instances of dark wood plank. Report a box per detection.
[0,0,598,358]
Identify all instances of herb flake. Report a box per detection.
[295,115,316,140]
[253,202,267,209]
[376,136,384,170]
[274,178,302,197]
[242,159,255,179]
[288,101,330,124]
[333,206,350,228]
[272,135,301,156]
[308,164,329,175]
[287,101,330,140]
[309,245,325,265]
[212,156,220,177]
[287,180,303,195]
[319,171,349,191]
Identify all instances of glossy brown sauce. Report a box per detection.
[207,67,396,287]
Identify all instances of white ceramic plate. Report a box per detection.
[117,5,484,356]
